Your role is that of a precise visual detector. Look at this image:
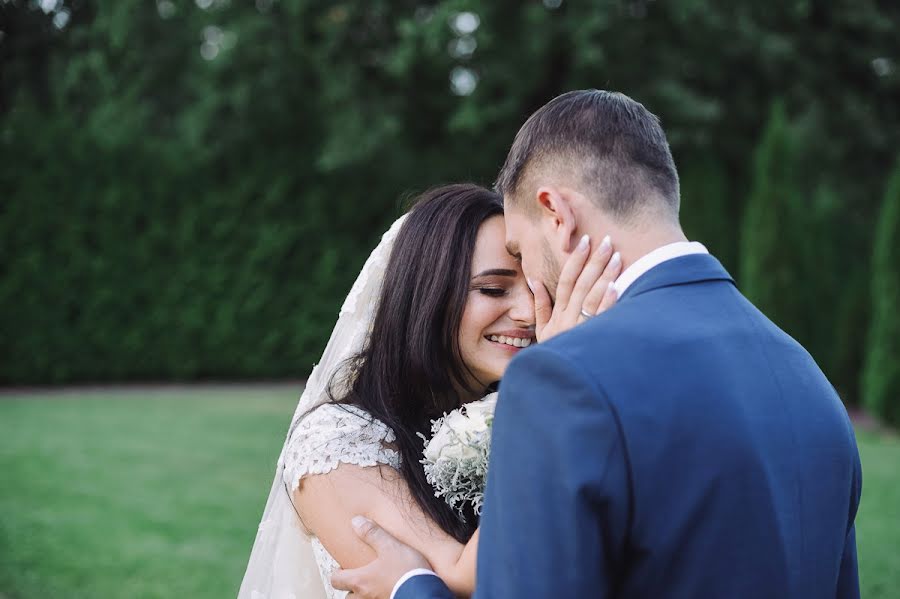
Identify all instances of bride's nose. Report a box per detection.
[508,285,536,325]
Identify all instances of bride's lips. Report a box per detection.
[484,329,537,351]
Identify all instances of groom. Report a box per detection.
[332,90,862,598]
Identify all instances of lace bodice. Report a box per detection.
[281,403,401,599]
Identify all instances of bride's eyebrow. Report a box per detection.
[473,268,518,279]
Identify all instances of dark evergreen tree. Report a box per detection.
[678,157,735,273]
[740,100,804,334]
[863,159,900,427]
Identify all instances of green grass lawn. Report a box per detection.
[1,388,898,598]
[0,387,300,599]
[855,428,900,598]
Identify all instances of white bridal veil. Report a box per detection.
[238,215,407,599]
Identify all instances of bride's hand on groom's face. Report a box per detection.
[331,516,431,599]
[531,234,621,343]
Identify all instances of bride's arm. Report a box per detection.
[295,463,478,597]
[451,528,479,592]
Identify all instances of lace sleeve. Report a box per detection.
[282,404,401,493]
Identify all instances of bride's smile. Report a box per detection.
[484,331,534,350]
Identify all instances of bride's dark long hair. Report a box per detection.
[330,183,503,542]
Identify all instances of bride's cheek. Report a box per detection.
[460,296,486,353]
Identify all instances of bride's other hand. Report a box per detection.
[531,234,621,343]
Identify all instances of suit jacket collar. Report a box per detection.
[619,253,735,301]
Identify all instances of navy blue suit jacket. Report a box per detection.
[397,254,861,599]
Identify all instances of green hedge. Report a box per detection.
[0,105,403,382]
[2,1,898,403]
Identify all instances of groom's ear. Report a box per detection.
[536,186,578,252]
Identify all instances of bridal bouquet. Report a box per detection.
[419,392,498,518]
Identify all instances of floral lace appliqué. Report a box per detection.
[282,403,400,492]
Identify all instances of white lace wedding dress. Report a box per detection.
[281,403,401,599]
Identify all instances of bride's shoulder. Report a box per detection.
[283,403,399,490]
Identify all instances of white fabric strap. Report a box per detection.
[390,569,440,599]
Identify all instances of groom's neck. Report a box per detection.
[597,222,688,274]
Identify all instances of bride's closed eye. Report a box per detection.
[470,268,518,299]
[473,286,508,298]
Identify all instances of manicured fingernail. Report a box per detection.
[607,281,617,295]
[599,235,612,253]
[526,278,535,293]
[577,234,590,252]
[351,515,369,530]
[610,252,621,267]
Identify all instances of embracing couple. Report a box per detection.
[239,90,861,599]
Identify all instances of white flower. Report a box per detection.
[424,410,475,461]
[423,393,497,462]
[463,392,498,429]
[419,392,497,518]
[439,437,480,461]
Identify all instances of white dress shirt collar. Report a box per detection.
[612,241,709,297]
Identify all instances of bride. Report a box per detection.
[239,183,620,599]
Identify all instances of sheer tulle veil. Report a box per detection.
[238,215,407,599]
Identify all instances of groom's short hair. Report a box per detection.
[495,90,680,222]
